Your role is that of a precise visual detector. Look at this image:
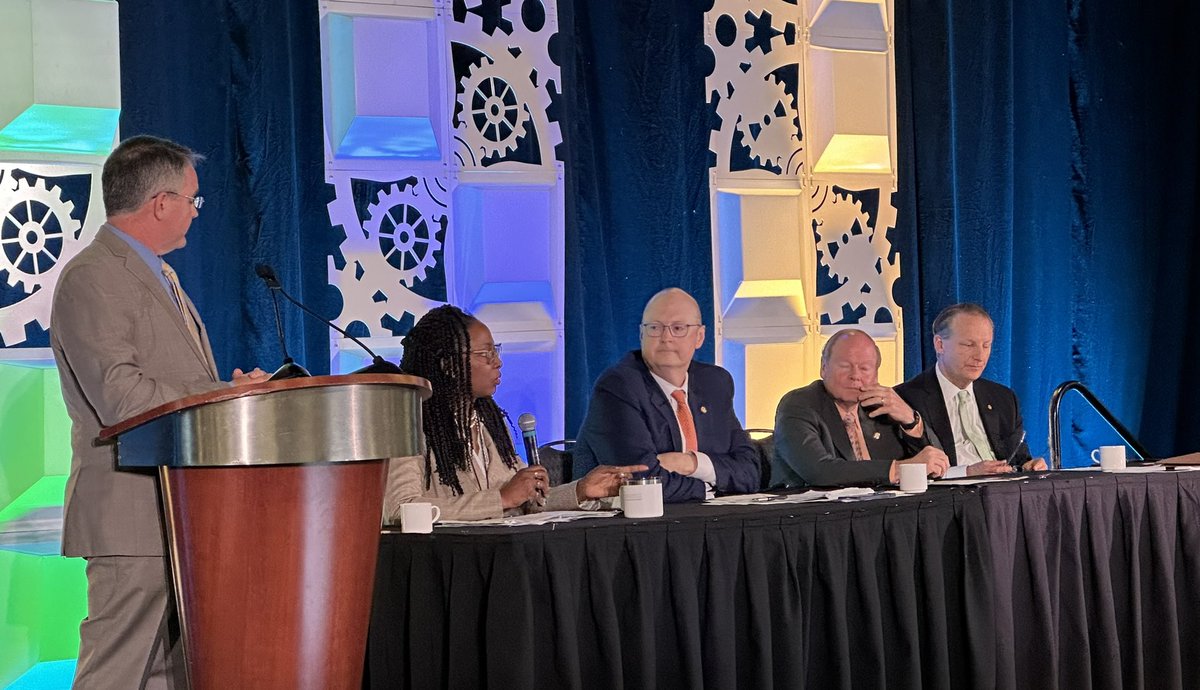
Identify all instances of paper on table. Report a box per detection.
[703,487,878,505]
[932,475,1029,486]
[438,510,620,527]
[702,493,784,505]
[1060,463,1174,473]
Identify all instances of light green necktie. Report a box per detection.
[956,389,992,460]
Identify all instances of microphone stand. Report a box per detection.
[255,264,403,376]
[267,285,311,380]
[264,274,402,375]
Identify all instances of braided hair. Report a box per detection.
[400,305,520,494]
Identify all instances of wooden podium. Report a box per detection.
[100,374,430,690]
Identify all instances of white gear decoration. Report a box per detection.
[729,72,799,168]
[0,177,82,293]
[363,183,443,287]
[449,1,562,168]
[707,1,803,176]
[457,55,531,160]
[811,185,898,325]
[327,176,446,338]
[0,172,94,347]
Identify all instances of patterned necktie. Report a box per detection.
[670,389,698,453]
[956,389,993,460]
[842,409,871,461]
[161,260,202,349]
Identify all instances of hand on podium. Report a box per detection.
[231,367,271,386]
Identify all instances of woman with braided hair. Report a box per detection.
[384,305,645,522]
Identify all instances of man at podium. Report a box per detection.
[50,135,268,689]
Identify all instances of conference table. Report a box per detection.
[365,470,1200,689]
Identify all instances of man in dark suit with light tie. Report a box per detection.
[772,329,949,487]
[895,303,1047,477]
[51,135,268,688]
[573,288,760,502]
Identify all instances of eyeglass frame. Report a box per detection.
[160,190,205,210]
[640,322,703,338]
[468,343,503,363]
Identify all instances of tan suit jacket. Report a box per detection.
[384,425,588,522]
[51,225,225,557]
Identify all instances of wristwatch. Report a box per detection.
[900,410,922,431]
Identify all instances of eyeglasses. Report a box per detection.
[468,344,502,363]
[640,322,702,338]
[161,191,205,210]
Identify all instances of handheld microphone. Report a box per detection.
[254,264,310,380]
[517,413,540,466]
[253,264,402,376]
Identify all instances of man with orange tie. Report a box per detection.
[573,288,760,502]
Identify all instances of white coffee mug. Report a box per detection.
[399,502,441,533]
[620,478,663,518]
[1091,445,1126,471]
[899,462,928,493]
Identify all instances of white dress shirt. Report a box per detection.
[936,364,996,479]
[649,370,717,498]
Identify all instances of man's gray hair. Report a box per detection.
[931,303,993,339]
[102,135,203,216]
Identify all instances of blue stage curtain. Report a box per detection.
[559,0,716,435]
[117,1,337,378]
[112,1,1200,460]
[895,0,1200,460]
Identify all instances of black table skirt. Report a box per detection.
[367,471,1200,689]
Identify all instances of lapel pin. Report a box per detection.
[987,404,993,410]
[700,406,707,414]
[873,432,881,440]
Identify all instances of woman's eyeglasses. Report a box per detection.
[468,344,502,363]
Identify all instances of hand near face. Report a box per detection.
[856,385,918,427]
[575,464,651,502]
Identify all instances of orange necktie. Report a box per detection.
[671,389,698,453]
[841,409,871,461]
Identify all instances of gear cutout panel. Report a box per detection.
[321,0,565,440]
[706,0,901,428]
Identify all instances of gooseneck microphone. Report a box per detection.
[253,264,402,376]
[517,413,541,466]
[255,265,310,380]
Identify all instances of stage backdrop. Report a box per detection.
[2,0,1199,517]
[1,0,1199,683]
[562,0,1200,462]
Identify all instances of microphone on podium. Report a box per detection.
[253,264,402,376]
[254,264,310,380]
[518,413,541,466]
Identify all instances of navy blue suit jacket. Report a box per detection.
[573,351,760,503]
